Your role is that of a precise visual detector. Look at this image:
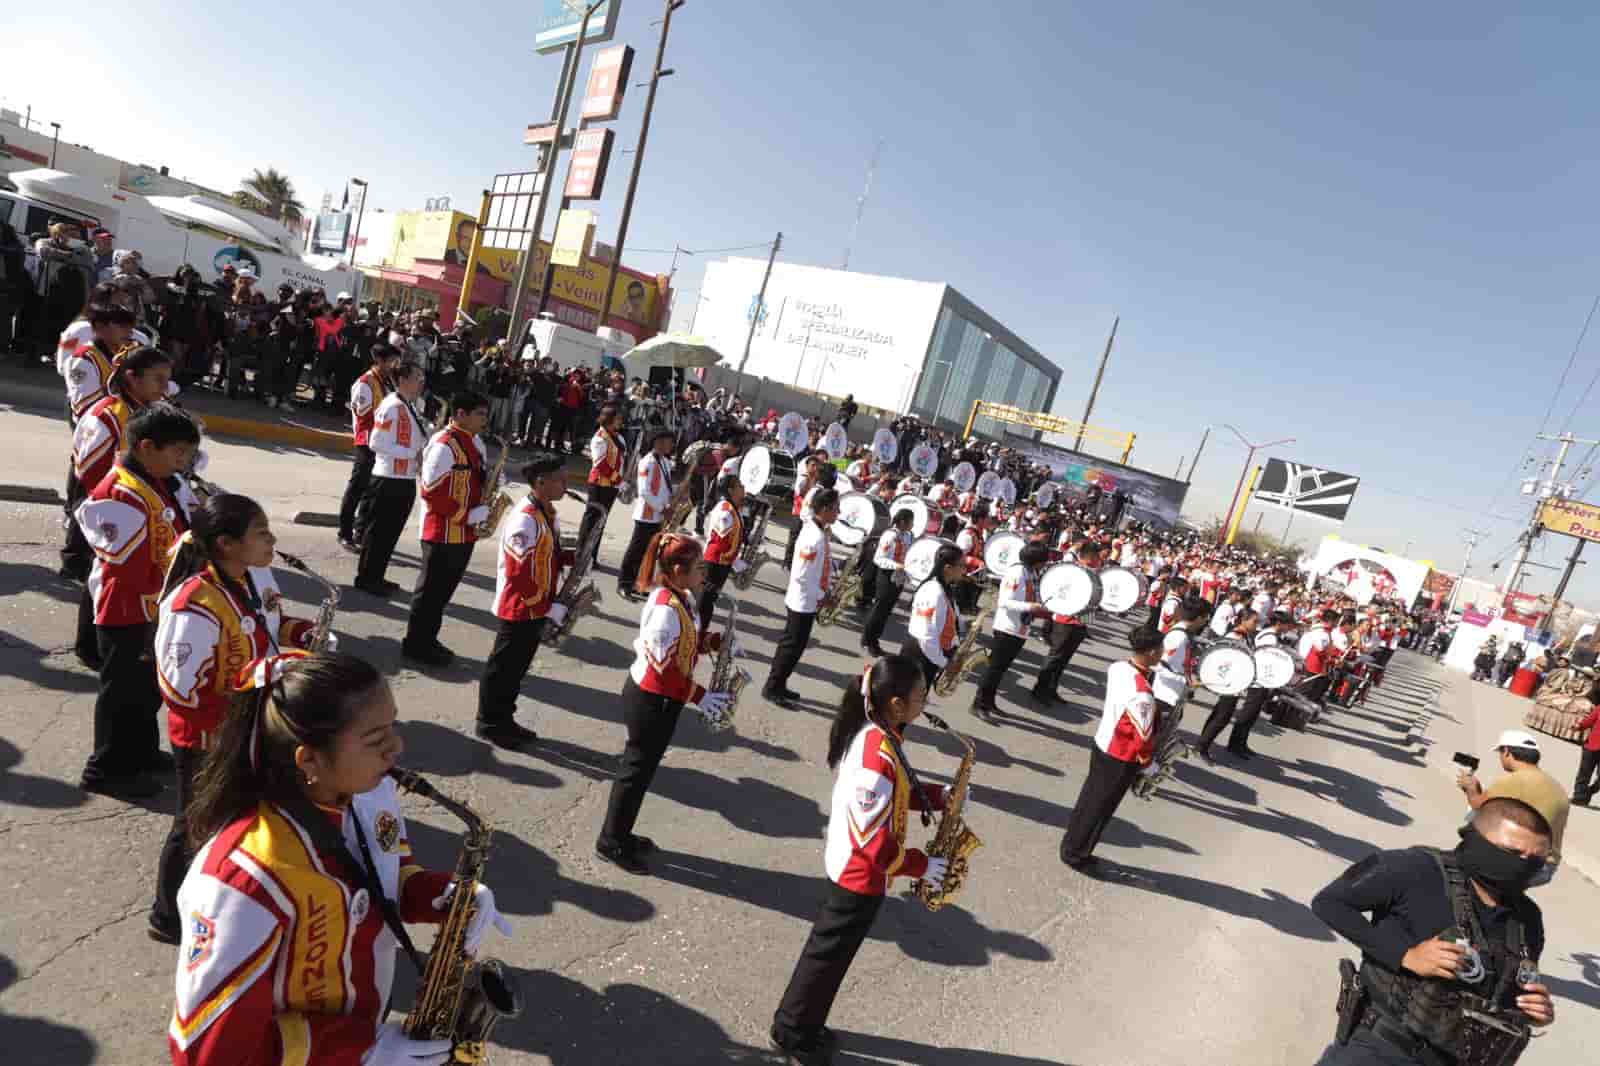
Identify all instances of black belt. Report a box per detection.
[1359,1006,1454,1066]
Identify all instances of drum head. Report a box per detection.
[778,412,809,456]
[891,494,932,537]
[740,445,773,495]
[983,530,1025,574]
[904,536,955,584]
[1036,482,1057,509]
[1040,563,1099,617]
[1096,566,1148,615]
[836,492,887,548]
[952,461,977,492]
[910,444,939,479]
[1198,640,1256,696]
[823,422,848,460]
[1253,645,1299,690]
[976,470,1001,499]
[872,428,898,464]
[997,478,1016,506]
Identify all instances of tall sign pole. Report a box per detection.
[734,231,781,388]
[1500,432,1600,596]
[1072,315,1118,452]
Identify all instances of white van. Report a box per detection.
[520,315,609,372]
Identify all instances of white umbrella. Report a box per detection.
[623,332,726,370]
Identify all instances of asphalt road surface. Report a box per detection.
[1,403,1597,1065]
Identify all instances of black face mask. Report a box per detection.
[1457,826,1545,898]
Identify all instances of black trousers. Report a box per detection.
[1311,1029,1421,1065]
[599,677,683,846]
[1197,694,1239,751]
[1574,747,1600,802]
[83,623,161,782]
[1228,688,1270,751]
[617,519,660,593]
[1035,620,1088,694]
[404,540,475,650]
[578,484,618,564]
[477,617,548,726]
[150,744,203,928]
[783,518,802,567]
[766,609,816,695]
[976,630,1027,707]
[1060,746,1141,865]
[338,444,376,542]
[901,639,941,689]
[856,559,880,608]
[771,880,886,1052]
[689,472,710,533]
[699,562,733,634]
[860,570,901,649]
[356,477,416,586]
[61,461,92,578]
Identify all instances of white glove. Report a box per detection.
[700,691,733,717]
[467,504,490,525]
[545,602,570,627]
[920,857,950,891]
[361,1022,451,1066]
[430,882,513,957]
[191,448,210,474]
[732,558,750,574]
[319,632,340,652]
[165,379,181,398]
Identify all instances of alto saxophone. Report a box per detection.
[1132,694,1190,801]
[816,539,870,626]
[911,712,981,910]
[390,769,521,1064]
[476,436,514,538]
[730,503,770,592]
[546,508,604,650]
[933,604,993,698]
[703,598,753,731]
[276,550,339,652]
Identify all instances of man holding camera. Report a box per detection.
[1457,731,1568,880]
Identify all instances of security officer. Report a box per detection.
[1309,797,1557,1064]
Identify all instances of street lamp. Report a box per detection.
[347,178,369,280]
[1217,423,1295,543]
[49,122,61,168]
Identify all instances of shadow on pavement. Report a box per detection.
[0,736,87,811]
[396,720,564,791]
[0,954,98,1065]
[0,562,79,605]
[1163,792,1381,863]
[1079,860,1335,942]
[834,1032,1070,1065]
[0,632,97,697]
[1544,952,1600,1010]
[651,766,825,839]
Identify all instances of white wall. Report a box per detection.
[696,259,946,416]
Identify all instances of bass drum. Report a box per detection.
[741,445,796,501]
[823,422,849,460]
[982,530,1025,575]
[909,443,939,479]
[1040,562,1100,617]
[1198,639,1257,697]
[835,492,890,549]
[1096,566,1148,615]
[1252,644,1300,690]
[891,493,943,536]
[951,461,977,492]
[996,478,1017,507]
[777,412,809,456]
[872,427,898,465]
[904,536,956,585]
[976,470,1001,500]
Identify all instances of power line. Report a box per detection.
[1558,289,1600,433]
[624,240,776,256]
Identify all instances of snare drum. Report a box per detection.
[982,530,1025,575]
[891,493,943,536]
[952,461,977,492]
[904,536,956,584]
[1252,645,1299,690]
[834,492,890,549]
[1096,566,1149,615]
[1040,562,1100,617]
[1197,639,1256,696]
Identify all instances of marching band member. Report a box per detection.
[872,473,897,502]
[1060,625,1165,870]
[148,493,320,945]
[903,543,965,689]
[617,428,676,602]
[859,508,916,657]
[577,404,628,563]
[956,485,978,516]
[926,478,958,511]
[401,391,490,667]
[168,652,513,1066]
[768,655,948,1066]
[953,505,992,611]
[76,404,202,801]
[354,363,426,597]
[1194,608,1260,763]
[765,488,842,709]
[337,344,401,552]
[1228,611,1293,758]
[844,448,873,487]
[1208,587,1247,638]
[477,454,574,752]
[698,474,750,634]
[1154,598,1206,728]
[974,542,1051,722]
[1157,575,1189,631]
[783,452,826,568]
[1032,540,1102,706]
[595,534,734,873]
[1250,582,1277,620]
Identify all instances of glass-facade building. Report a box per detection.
[909,285,1059,439]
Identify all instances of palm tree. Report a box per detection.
[237,168,306,225]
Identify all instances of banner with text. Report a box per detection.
[1012,441,1190,528]
[1538,497,1600,543]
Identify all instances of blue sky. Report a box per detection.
[10,3,1600,603]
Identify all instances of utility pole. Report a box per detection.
[1073,316,1118,451]
[1186,426,1211,483]
[734,231,781,387]
[1540,539,1586,635]
[1446,528,1486,614]
[1174,455,1185,479]
[598,0,683,328]
[1501,432,1600,595]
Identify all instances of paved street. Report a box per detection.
[1,401,1598,1065]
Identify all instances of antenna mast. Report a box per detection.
[841,138,883,272]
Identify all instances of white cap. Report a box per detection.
[336,291,351,301]
[1495,730,1540,753]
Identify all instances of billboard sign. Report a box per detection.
[552,209,596,267]
[564,128,615,199]
[582,45,634,120]
[1255,458,1361,521]
[536,0,621,54]
[1009,440,1190,528]
[1538,497,1600,543]
[311,211,351,255]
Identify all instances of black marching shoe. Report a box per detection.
[861,641,885,657]
[769,1027,834,1066]
[1227,745,1254,761]
[403,642,455,667]
[144,749,177,775]
[765,689,798,709]
[80,772,165,801]
[1030,686,1058,707]
[1195,744,1216,767]
[628,835,657,855]
[970,702,998,725]
[475,721,539,751]
[147,912,181,946]
[595,838,649,875]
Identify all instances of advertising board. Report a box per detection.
[1010,440,1190,528]
[536,0,620,54]
[1538,497,1600,543]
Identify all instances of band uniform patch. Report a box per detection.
[262,590,283,614]
[96,521,119,546]
[185,912,215,971]
[164,642,193,671]
[374,811,400,853]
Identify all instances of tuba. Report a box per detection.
[702,598,753,731]
[546,506,604,650]
[391,769,521,1065]
[911,712,981,910]
[275,550,339,652]
[476,436,515,538]
[933,603,993,698]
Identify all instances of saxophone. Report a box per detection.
[475,436,514,538]
[933,603,993,698]
[1131,694,1190,800]
[730,504,770,592]
[703,598,753,731]
[911,712,981,910]
[616,433,643,505]
[390,768,521,1064]
[276,550,339,652]
[546,507,604,650]
[816,539,869,626]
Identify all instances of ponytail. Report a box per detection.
[106,344,173,400]
[826,654,925,769]
[636,531,703,594]
[160,493,265,601]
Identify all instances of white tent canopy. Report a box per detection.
[1304,535,1432,609]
